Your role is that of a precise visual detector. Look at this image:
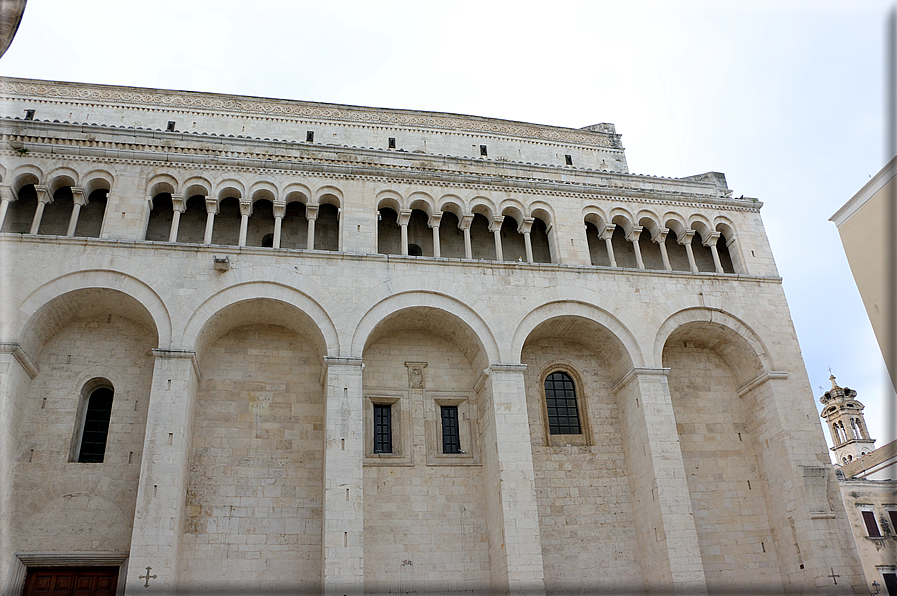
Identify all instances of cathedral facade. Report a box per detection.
[0,77,866,594]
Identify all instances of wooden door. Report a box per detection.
[23,568,117,596]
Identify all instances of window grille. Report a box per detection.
[544,371,581,434]
[441,405,461,454]
[78,387,114,462]
[373,404,392,454]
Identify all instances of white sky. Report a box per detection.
[2,0,894,456]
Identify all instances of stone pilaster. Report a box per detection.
[321,357,365,595]
[614,367,707,595]
[125,350,199,593]
[0,344,36,591]
[479,364,545,594]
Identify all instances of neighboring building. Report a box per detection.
[821,376,897,594]
[0,77,867,594]
[830,156,897,395]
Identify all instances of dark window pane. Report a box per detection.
[441,405,461,454]
[374,404,392,454]
[544,372,581,435]
[862,510,881,537]
[883,573,897,595]
[888,510,897,535]
[78,387,113,463]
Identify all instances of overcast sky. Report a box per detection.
[2,0,893,454]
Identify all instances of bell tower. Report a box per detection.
[819,374,876,465]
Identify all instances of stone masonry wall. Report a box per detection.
[180,324,324,590]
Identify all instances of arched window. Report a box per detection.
[544,371,581,434]
[75,386,114,463]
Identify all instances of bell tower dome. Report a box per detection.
[819,374,876,465]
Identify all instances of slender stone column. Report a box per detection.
[428,211,442,258]
[306,204,319,250]
[238,199,252,247]
[703,231,723,273]
[479,364,545,594]
[626,226,645,269]
[203,197,217,244]
[519,217,534,263]
[272,201,285,249]
[0,185,13,230]
[398,209,412,256]
[678,229,698,273]
[613,367,707,594]
[29,185,51,235]
[653,227,672,271]
[490,216,505,262]
[321,357,365,595]
[168,195,185,243]
[63,187,87,237]
[126,350,200,594]
[599,224,617,267]
[460,214,473,259]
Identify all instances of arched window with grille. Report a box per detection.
[73,383,114,463]
[544,371,581,435]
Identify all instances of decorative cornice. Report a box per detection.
[0,144,760,213]
[0,77,623,149]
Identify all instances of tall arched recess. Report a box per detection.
[656,308,784,593]
[512,302,644,589]
[3,287,160,563]
[179,294,336,590]
[354,298,496,591]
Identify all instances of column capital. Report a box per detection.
[598,224,616,241]
[70,187,88,206]
[170,194,186,213]
[488,363,527,373]
[651,227,669,244]
[151,348,201,381]
[677,229,696,245]
[0,184,13,202]
[428,211,443,228]
[397,209,412,226]
[611,366,670,393]
[517,217,535,235]
[34,185,52,204]
[272,200,286,218]
[238,199,253,217]
[459,214,474,229]
[625,225,644,243]
[204,196,218,215]
[701,230,722,247]
[305,203,319,220]
[489,215,504,233]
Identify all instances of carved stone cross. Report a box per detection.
[139,567,157,588]
[828,568,840,585]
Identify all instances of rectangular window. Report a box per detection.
[479,144,487,156]
[888,509,897,535]
[565,154,573,166]
[883,572,897,595]
[306,130,314,143]
[388,137,396,149]
[373,404,392,454]
[862,510,881,537]
[441,405,461,454]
